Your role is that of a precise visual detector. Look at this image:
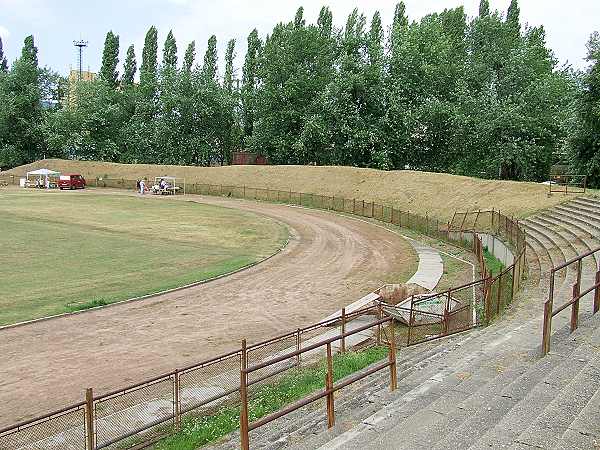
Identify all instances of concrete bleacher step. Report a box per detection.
[556,204,600,227]
[464,314,600,449]
[529,215,600,274]
[514,350,600,448]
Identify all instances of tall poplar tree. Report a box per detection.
[183,41,195,73]
[241,29,260,144]
[99,31,119,88]
[201,35,218,83]
[0,36,7,73]
[139,26,158,95]
[223,39,235,93]
[122,44,137,86]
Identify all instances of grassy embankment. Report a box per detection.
[4,159,586,220]
[0,189,288,325]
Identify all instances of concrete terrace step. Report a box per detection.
[316,315,600,450]
[527,216,598,274]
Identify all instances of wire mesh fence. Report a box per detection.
[0,403,87,450]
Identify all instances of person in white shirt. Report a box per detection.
[139,179,146,194]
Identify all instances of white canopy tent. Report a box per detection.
[151,176,185,195]
[25,168,61,189]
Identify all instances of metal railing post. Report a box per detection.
[296,328,301,367]
[594,270,600,315]
[326,343,335,428]
[85,388,95,450]
[341,308,346,354]
[406,295,414,346]
[240,340,250,450]
[174,369,181,431]
[541,300,553,356]
[571,282,580,332]
[376,303,382,345]
[389,319,397,391]
[497,272,503,314]
[444,290,451,335]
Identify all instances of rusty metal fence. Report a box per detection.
[541,246,600,356]
[548,174,587,195]
[450,210,527,324]
[0,306,381,450]
[0,181,529,450]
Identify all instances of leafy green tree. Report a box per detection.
[124,26,159,163]
[224,39,235,93]
[201,35,218,83]
[122,44,137,86]
[479,0,490,17]
[99,31,120,88]
[139,26,159,96]
[570,32,600,185]
[0,36,8,73]
[183,41,195,73]
[0,35,43,168]
[241,29,261,144]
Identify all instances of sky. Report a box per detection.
[0,0,598,78]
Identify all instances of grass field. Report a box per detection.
[6,159,596,220]
[0,189,288,326]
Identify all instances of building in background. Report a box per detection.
[66,69,96,106]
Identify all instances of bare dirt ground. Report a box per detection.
[0,190,417,427]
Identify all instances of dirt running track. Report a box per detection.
[0,192,417,427]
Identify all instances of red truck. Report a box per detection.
[58,174,86,190]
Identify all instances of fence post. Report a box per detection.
[326,343,335,428]
[341,308,346,354]
[497,272,503,315]
[296,328,301,367]
[389,319,397,391]
[406,295,414,346]
[542,300,553,356]
[174,369,181,431]
[362,200,365,216]
[512,258,517,297]
[377,303,382,345]
[594,270,600,315]
[353,198,356,214]
[444,290,451,335]
[371,202,374,218]
[85,388,95,450]
[240,340,250,450]
[571,282,580,333]
[484,277,491,324]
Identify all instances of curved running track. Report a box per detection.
[0,193,417,426]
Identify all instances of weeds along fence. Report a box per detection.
[0,180,528,450]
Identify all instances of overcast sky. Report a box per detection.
[0,0,598,77]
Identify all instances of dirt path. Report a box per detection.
[0,192,417,427]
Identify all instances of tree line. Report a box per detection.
[0,0,599,185]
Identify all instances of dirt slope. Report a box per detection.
[4,159,577,219]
